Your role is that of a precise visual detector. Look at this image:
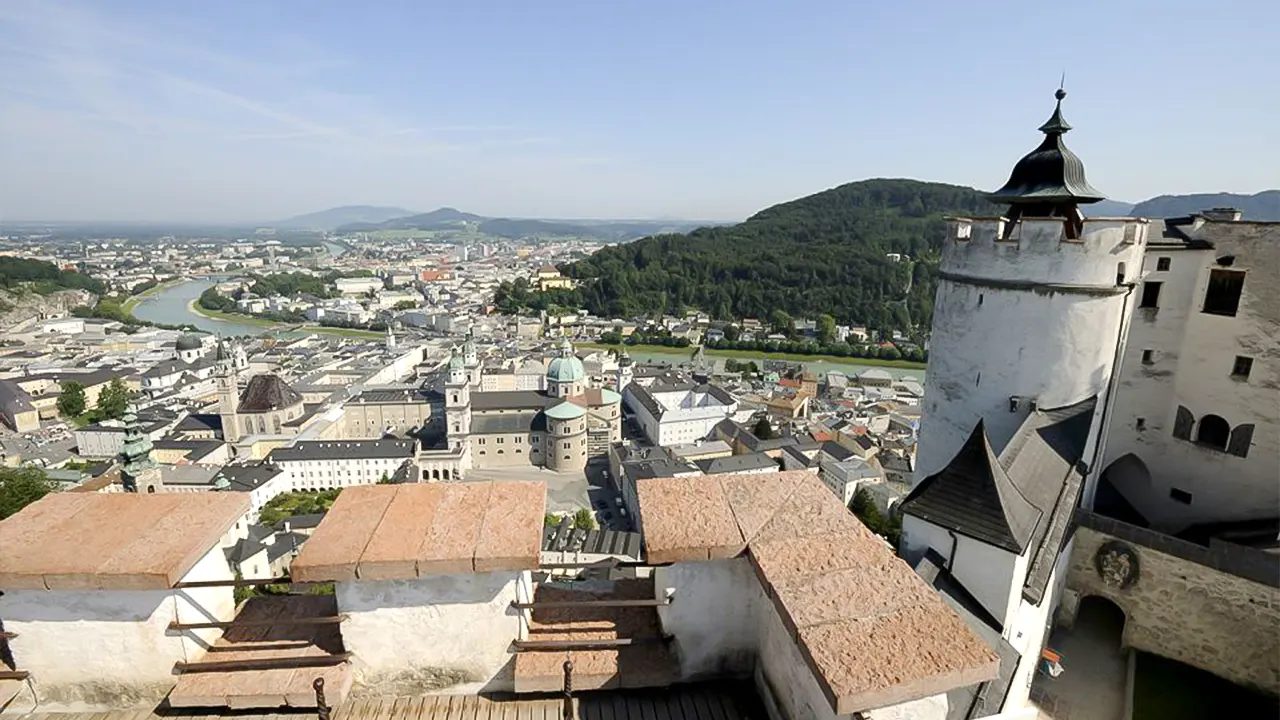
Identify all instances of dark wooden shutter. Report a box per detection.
[1172,406,1194,441]
[1227,423,1255,458]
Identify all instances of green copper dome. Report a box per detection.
[546,337,585,383]
[545,401,587,420]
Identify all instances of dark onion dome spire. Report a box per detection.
[988,88,1105,209]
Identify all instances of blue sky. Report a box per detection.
[1,0,1276,223]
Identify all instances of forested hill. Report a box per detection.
[555,179,998,332]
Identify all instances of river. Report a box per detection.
[131,279,280,337]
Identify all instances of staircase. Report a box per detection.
[513,577,679,692]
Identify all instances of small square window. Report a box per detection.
[1156,257,1171,271]
[1232,356,1253,379]
[1203,269,1245,317]
[1136,418,1146,431]
[1141,349,1154,365]
[1170,488,1192,505]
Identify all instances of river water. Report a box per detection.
[131,279,277,337]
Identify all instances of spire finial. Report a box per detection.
[1039,85,1072,135]
[1057,71,1066,100]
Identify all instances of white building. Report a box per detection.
[1096,210,1279,530]
[267,439,417,491]
[624,378,738,446]
[901,91,1149,715]
[335,277,384,296]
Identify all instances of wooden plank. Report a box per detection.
[347,697,379,720]
[168,614,346,631]
[676,690,700,720]
[708,691,738,720]
[514,639,641,651]
[638,695,659,720]
[510,599,670,610]
[174,652,352,673]
[171,577,293,589]
[689,692,715,720]
[417,696,444,720]
[403,696,429,720]
[609,694,631,720]
[370,697,395,720]
[389,696,412,719]
[0,671,29,681]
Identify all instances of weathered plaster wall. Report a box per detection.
[899,516,1024,628]
[1061,525,1280,694]
[1,545,235,709]
[1101,223,1280,529]
[335,570,524,693]
[916,219,1145,481]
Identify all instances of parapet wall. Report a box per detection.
[942,217,1149,287]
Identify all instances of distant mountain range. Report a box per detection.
[327,208,713,241]
[272,205,417,230]
[1129,191,1280,221]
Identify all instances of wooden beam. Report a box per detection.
[0,631,16,640]
[0,670,29,681]
[174,652,352,674]
[510,599,670,610]
[167,614,347,632]
[538,560,663,569]
[513,638,654,651]
[170,577,296,589]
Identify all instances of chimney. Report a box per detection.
[1200,207,1243,222]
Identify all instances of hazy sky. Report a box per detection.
[2,0,1276,224]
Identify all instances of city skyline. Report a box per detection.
[2,0,1277,223]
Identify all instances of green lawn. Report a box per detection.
[576,342,927,370]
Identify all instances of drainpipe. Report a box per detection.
[1084,282,1137,508]
[947,530,959,571]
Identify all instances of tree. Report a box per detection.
[573,508,595,530]
[753,416,776,440]
[723,324,740,342]
[95,378,132,420]
[258,489,342,527]
[849,489,902,547]
[817,313,837,344]
[57,381,87,417]
[0,466,58,520]
[769,309,793,337]
[392,300,419,311]
[545,513,563,528]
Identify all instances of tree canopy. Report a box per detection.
[258,489,341,527]
[0,257,105,295]
[518,179,998,333]
[95,378,132,420]
[57,381,86,417]
[0,466,58,520]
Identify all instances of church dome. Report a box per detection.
[547,338,585,383]
[176,334,205,351]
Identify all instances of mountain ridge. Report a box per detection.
[1129,191,1280,221]
[272,205,417,230]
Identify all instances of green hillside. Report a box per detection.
[547,179,998,332]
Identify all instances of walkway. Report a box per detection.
[1030,600,1128,720]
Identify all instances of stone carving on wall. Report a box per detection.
[1094,540,1140,589]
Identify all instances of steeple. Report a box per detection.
[988,88,1105,236]
[119,402,158,493]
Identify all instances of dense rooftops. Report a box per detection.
[0,493,248,590]
[291,481,546,581]
[636,470,1000,713]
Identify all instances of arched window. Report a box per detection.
[1196,414,1230,450]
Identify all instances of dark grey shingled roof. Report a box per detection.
[900,419,1042,554]
[988,90,1104,206]
[1005,397,1096,604]
[175,413,222,433]
[470,412,546,435]
[470,390,556,411]
[693,452,778,475]
[238,374,303,413]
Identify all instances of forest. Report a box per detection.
[511,179,999,333]
[0,257,105,295]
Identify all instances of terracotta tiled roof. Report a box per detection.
[291,481,545,582]
[636,470,1000,714]
[0,493,249,590]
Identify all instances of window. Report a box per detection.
[1169,488,1192,505]
[497,437,504,444]
[1136,418,1146,431]
[563,442,571,449]
[1141,349,1154,365]
[1203,269,1245,316]
[978,294,983,307]
[1116,263,1126,285]
[497,449,504,454]
[1156,256,1171,272]
[1139,281,1162,309]
[1231,356,1253,379]
[1196,414,1230,451]
[477,438,485,445]
[515,436,522,444]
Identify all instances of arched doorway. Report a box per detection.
[1076,595,1127,654]
[1096,454,1152,526]
[1196,414,1230,450]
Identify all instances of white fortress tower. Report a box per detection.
[915,90,1149,482]
[902,91,1153,714]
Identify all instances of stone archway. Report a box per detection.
[1096,453,1152,526]
[1075,595,1127,652]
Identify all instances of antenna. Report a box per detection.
[1059,70,1066,92]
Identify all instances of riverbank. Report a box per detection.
[576,342,927,371]
[187,299,383,338]
[122,279,183,314]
